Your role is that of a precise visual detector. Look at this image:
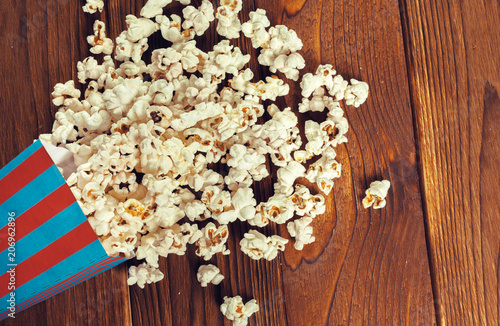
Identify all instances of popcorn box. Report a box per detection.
[0,140,128,320]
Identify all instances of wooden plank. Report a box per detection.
[399,0,500,324]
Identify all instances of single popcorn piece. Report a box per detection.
[344,78,370,107]
[127,262,165,288]
[182,0,215,36]
[196,222,230,260]
[215,0,243,39]
[241,9,270,48]
[305,147,342,195]
[87,20,114,55]
[240,230,288,261]
[362,180,391,209]
[257,25,305,81]
[51,80,81,107]
[83,0,104,14]
[220,296,259,326]
[287,216,315,250]
[197,264,224,287]
[140,0,173,18]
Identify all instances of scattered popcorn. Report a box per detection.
[50,2,376,323]
[83,0,104,14]
[220,296,259,326]
[197,264,224,287]
[87,20,114,55]
[240,230,288,261]
[362,180,391,209]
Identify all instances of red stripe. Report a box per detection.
[0,185,75,252]
[0,221,97,298]
[0,147,53,205]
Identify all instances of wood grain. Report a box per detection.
[399,0,500,324]
[0,0,437,325]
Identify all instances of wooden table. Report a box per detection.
[0,0,498,325]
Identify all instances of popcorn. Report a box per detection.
[344,78,370,107]
[257,25,305,81]
[215,0,243,39]
[127,262,164,288]
[197,264,224,287]
[241,9,270,48]
[206,40,250,77]
[77,56,114,84]
[83,0,104,14]
[51,80,81,108]
[287,216,315,250]
[362,180,391,209]
[247,76,290,101]
[220,296,259,326]
[305,147,341,195]
[156,14,195,44]
[275,160,306,196]
[182,0,215,36]
[240,230,288,261]
[196,222,230,260]
[125,15,160,42]
[87,20,114,55]
[115,31,149,63]
[140,0,173,18]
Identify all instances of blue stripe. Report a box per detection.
[1,240,109,304]
[0,140,42,180]
[0,202,87,275]
[0,165,64,230]
[0,256,127,320]
[27,257,127,306]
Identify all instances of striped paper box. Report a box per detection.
[0,140,128,320]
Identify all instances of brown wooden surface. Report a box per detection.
[399,0,500,324]
[0,0,495,325]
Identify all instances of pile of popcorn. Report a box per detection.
[41,0,390,324]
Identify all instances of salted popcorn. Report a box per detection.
[362,180,391,209]
[83,0,104,14]
[87,20,114,55]
[240,230,288,261]
[52,1,378,322]
[220,296,259,326]
[197,264,224,287]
